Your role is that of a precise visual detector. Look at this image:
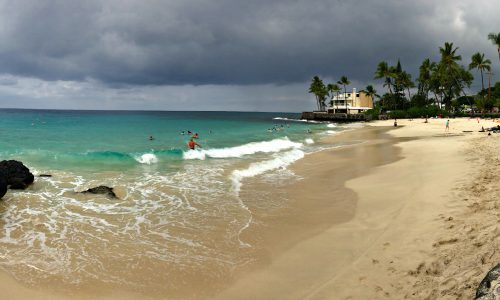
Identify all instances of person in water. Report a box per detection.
[149,135,154,140]
[188,138,201,150]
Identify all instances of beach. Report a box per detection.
[217,117,500,299]
[1,116,499,299]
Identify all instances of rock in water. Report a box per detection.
[0,160,34,190]
[0,178,6,199]
[475,264,500,299]
[81,186,117,199]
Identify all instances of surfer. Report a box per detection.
[188,137,201,150]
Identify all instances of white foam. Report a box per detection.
[273,117,306,122]
[135,153,158,164]
[272,117,322,123]
[183,137,303,160]
[305,138,314,144]
[231,149,305,193]
[327,123,337,128]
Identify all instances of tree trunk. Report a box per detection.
[480,69,485,97]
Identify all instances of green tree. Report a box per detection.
[308,76,327,111]
[363,85,379,105]
[488,32,500,63]
[399,71,415,100]
[374,61,394,94]
[436,42,473,110]
[475,96,494,113]
[327,83,341,112]
[417,58,436,102]
[337,76,351,113]
[468,52,491,95]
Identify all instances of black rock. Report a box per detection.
[39,174,52,177]
[0,178,6,199]
[0,160,34,192]
[81,186,117,199]
[475,264,500,299]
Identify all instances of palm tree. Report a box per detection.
[417,58,436,102]
[327,83,341,113]
[337,76,351,113]
[439,42,462,67]
[374,61,393,94]
[438,42,466,109]
[399,71,415,100]
[363,85,379,107]
[469,52,491,95]
[308,76,327,111]
[488,32,500,62]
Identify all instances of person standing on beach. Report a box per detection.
[445,119,450,132]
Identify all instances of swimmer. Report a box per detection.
[149,135,154,141]
[188,138,201,150]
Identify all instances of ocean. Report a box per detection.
[0,109,348,297]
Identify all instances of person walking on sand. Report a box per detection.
[187,137,201,150]
[445,119,450,132]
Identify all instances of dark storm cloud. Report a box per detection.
[0,0,498,86]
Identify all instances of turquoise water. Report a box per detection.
[0,109,326,171]
[0,109,348,295]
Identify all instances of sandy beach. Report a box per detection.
[217,117,500,300]
[1,117,500,299]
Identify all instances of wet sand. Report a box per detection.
[2,117,500,299]
[217,117,500,299]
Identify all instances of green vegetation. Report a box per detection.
[308,76,327,111]
[308,75,351,112]
[309,33,500,118]
[488,32,500,63]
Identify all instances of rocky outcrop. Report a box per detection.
[0,178,6,199]
[0,160,34,198]
[475,264,500,299]
[81,186,117,199]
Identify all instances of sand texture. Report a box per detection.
[1,117,500,299]
[217,117,500,300]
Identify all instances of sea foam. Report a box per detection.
[231,149,305,193]
[182,137,303,160]
[135,153,158,164]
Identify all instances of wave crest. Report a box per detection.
[183,137,303,160]
[231,149,305,193]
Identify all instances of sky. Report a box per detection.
[0,0,498,112]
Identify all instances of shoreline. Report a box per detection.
[1,117,499,299]
[216,117,499,299]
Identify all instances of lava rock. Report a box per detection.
[0,178,6,199]
[81,186,117,199]
[0,160,34,191]
[475,264,500,299]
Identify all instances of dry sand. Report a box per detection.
[1,117,500,299]
[217,117,500,300]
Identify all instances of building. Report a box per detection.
[327,88,373,114]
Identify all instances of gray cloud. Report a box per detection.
[0,1,498,112]
[0,0,497,87]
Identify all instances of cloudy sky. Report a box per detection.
[0,0,498,112]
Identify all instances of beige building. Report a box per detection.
[327,88,373,114]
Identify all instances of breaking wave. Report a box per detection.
[230,149,305,193]
[183,137,303,160]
